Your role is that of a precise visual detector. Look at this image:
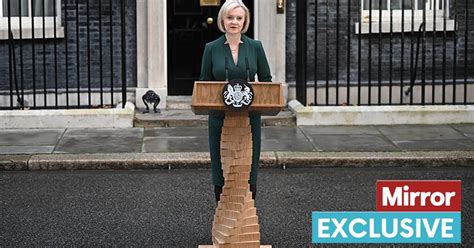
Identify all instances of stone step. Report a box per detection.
[134,109,295,127]
[166,96,192,110]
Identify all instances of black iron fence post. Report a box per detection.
[296,0,307,106]
[121,0,127,108]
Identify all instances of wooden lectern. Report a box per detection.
[192,81,284,248]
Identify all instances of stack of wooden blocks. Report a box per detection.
[193,81,282,248]
[212,112,260,247]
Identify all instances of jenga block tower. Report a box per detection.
[212,111,260,248]
[193,81,282,248]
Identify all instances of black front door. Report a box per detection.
[167,0,253,96]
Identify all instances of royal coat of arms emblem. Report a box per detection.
[222,79,254,110]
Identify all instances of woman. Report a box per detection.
[199,0,272,203]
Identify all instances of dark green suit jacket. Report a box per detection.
[199,35,272,82]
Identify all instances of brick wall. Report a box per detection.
[286,0,474,84]
[0,0,136,92]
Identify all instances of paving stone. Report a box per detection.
[54,128,143,154]
[144,127,208,137]
[262,138,315,152]
[261,127,307,139]
[0,129,64,146]
[261,127,314,151]
[0,146,54,155]
[377,125,467,141]
[393,139,474,151]
[143,137,210,152]
[308,134,400,152]
[300,126,380,135]
[452,124,474,139]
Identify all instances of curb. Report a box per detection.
[1,151,473,171]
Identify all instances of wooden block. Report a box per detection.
[230,232,261,243]
[222,168,251,177]
[214,223,259,234]
[224,180,250,188]
[221,188,249,197]
[214,216,238,228]
[222,127,252,135]
[222,163,248,172]
[220,148,253,157]
[217,224,259,235]
[221,134,252,143]
[220,141,252,150]
[227,164,252,172]
[215,207,257,221]
[221,148,253,158]
[216,222,259,235]
[223,118,250,127]
[213,224,235,237]
[221,156,252,164]
[212,229,231,243]
[220,194,252,204]
[221,132,252,140]
[212,230,261,245]
[222,172,248,179]
[221,146,253,151]
[222,185,248,191]
[222,122,249,129]
[222,166,251,175]
[222,171,249,179]
[213,223,234,235]
[220,147,253,159]
[242,207,257,219]
[240,224,260,234]
[218,198,254,212]
[214,215,259,229]
[222,120,247,127]
[241,216,259,226]
[211,235,226,246]
[209,239,264,248]
[225,173,250,181]
[215,209,242,220]
[221,157,253,166]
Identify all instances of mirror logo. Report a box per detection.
[312,180,462,244]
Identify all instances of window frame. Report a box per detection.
[356,0,456,34]
[0,0,63,40]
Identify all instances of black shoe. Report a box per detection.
[250,184,257,200]
[214,185,223,203]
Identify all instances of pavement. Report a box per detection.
[1,109,473,170]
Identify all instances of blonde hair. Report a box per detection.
[217,0,250,34]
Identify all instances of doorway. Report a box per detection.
[167,0,254,95]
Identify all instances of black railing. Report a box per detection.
[296,0,473,106]
[1,0,130,110]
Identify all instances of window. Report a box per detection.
[356,0,455,34]
[0,0,63,39]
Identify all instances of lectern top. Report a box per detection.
[191,81,285,116]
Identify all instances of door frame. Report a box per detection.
[135,0,286,110]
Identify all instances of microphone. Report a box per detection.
[245,57,250,82]
[225,57,229,82]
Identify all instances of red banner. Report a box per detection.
[376,180,461,212]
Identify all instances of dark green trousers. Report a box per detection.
[208,114,261,187]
